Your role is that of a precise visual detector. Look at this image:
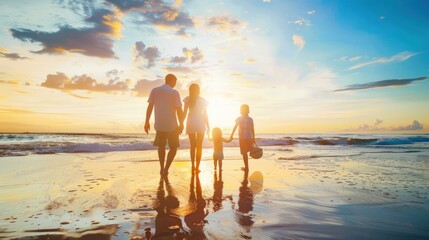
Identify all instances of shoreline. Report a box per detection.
[1,148,428,239]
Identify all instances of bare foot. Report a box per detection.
[241,167,249,171]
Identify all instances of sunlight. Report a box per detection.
[205,95,239,132]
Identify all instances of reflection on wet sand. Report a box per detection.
[234,170,255,237]
[184,173,208,239]
[211,171,224,212]
[11,224,120,240]
[151,176,183,239]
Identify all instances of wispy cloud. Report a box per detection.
[289,18,311,26]
[307,10,316,15]
[206,15,245,35]
[334,76,428,92]
[292,34,305,50]
[243,58,256,64]
[0,80,20,85]
[339,56,362,62]
[10,9,122,58]
[348,51,420,70]
[0,48,28,60]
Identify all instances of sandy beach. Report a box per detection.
[1,144,428,240]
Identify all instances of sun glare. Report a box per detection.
[205,96,239,132]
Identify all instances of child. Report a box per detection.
[208,128,231,171]
[229,104,255,171]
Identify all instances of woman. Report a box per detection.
[183,83,209,173]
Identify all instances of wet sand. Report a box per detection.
[0,147,428,239]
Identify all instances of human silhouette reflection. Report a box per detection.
[211,170,224,212]
[152,176,183,239]
[184,173,208,239]
[236,169,254,228]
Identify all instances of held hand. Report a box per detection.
[229,136,233,142]
[144,122,150,134]
[178,124,184,134]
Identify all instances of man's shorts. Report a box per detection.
[239,138,253,155]
[154,130,180,148]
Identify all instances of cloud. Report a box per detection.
[133,78,186,97]
[349,119,424,132]
[0,80,20,85]
[184,47,203,63]
[169,47,203,64]
[262,0,271,3]
[334,76,428,92]
[132,79,163,97]
[340,56,362,62]
[56,0,97,17]
[244,58,256,64]
[134,41,160,68]
[163,66,194,74]
[169,56,187,64]
[348,51,420,70]
[354,119,385,131]
[41,72,130,93]
[292,34,305,50]
[106,0,194,36]
[391,120,423,131]
[10,8,121,58]
[308,10,316,15]
[289,18,311,26]
[206,15,244,35]
[106,69,122,81]
[0,48,28,60]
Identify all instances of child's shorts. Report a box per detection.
[213,150,224,161]
[239,138,253,155]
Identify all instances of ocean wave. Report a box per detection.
[1,134,428,157]
[371,136,429,145]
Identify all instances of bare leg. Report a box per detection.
[195,133,204,172]
[214,158,217,170]
[188,134,196,171]
[164,147,177,176]
[243,153,249,171]
[219,159,223,171]
[158,146,166,175]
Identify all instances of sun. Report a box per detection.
[205,95,239,132]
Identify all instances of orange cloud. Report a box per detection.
[292,34,305,50]
[206,15,245,35]
[41,72,130,93]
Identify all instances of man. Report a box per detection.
[145,74,184,176]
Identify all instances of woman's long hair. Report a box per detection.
[188,83,200,109]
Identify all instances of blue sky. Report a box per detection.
[0,0,428,133]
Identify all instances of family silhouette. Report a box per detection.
[145,74,257,175]
[143,74,261,239]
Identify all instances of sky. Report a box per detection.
[0,0,428,134]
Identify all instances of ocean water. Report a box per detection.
[1,133,429,239]
[1,133,428,157]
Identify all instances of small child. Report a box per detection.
[209,128,231,171]
[229,104,255,171]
